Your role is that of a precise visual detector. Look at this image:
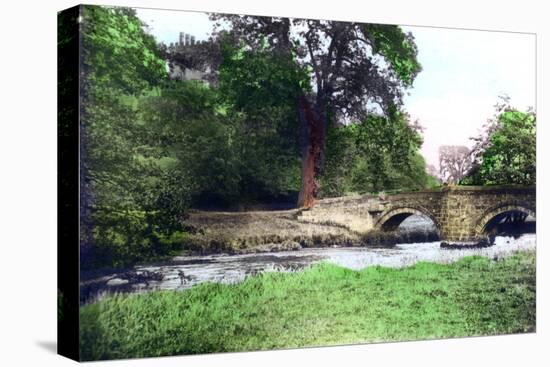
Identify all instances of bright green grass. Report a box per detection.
[80,250,535,361]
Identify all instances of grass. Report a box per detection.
[80,250,535,361]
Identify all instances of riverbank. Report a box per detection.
[182,209,438,255]
[80,249,535,361]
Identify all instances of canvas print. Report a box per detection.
[57,4,536,362]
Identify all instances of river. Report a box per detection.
[80,215,536,304]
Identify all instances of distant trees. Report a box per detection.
[438,145,472,184]
[321,114,438,196]
[461,99,536,186]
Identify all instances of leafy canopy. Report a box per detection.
[462,100,536,186]
[82,6,167,95]
[210,15,422,120]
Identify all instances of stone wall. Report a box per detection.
[297,194,381,233]
[298,186,535,245]
[434,186,536,242]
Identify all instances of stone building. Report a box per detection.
[166,32,210,83]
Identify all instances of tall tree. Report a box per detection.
[209,15,421,207]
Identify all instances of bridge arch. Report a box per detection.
[474,202,536,236]
[375,206,440,232]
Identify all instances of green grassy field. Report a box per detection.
[80,250,536,361]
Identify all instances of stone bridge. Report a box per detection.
[298,186,535,245]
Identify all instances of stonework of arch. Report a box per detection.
[375,206,439,232]
[474,203,536,236]
[299,185,535,246]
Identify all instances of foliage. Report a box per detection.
[81,6,185,269]
[82,6,166,94]
[141,45,308,208]
[321,113,436,196]
[211,16,422,118]
[362,23,422,87]
[462,100,536,185]
[80,251,535,360]
[79,6,438,268]
[218,42,310,111]
[209,15,423,206]
[217,44,308,203]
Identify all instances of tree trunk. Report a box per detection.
[297,95,326,208]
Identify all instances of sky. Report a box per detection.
[401,26,535,169]
[135,7,536,169]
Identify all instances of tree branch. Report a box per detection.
[305,29,323,93]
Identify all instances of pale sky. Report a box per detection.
[135,7,536,169]
[401,26,535,169]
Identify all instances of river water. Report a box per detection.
[81,229,536,304]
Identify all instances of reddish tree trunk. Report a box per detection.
[297,95,326,208]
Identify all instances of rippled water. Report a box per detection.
[81,233,536,304]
